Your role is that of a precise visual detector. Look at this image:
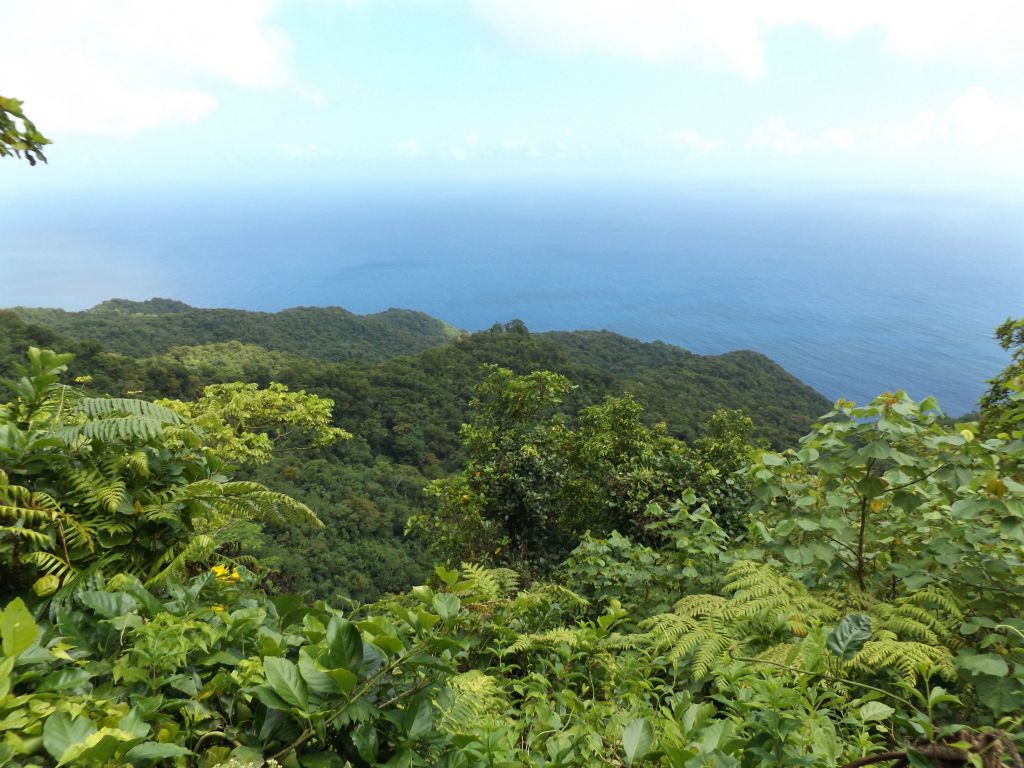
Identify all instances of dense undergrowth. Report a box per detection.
[1,317,1022,766]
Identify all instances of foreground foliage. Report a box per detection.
[1,328,1022,766]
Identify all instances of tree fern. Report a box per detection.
[23,550,76,580]
[635,561,958,684]
[2,348,325,598]
[437,670,507,734]
[66,467,127,514]
[57,415,169,444]
[503,627,584,654]
[508,583,590,615]
[459,561,519,602]
[848,633,955,682]
[175,479,320,528]
[147,534,218,586]
[0,472,64,526]
[74,397,182,424]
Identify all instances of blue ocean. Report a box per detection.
[4,182,1022,416]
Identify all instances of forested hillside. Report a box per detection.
[12,299,461,363]
[2,302,829,601]
[9,301,828,449]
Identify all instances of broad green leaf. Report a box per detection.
[123,742,193,761]
[432,593,461,620]
[300,752,345,768]
[36,667,92,693]
[1,598,37,657]
[858,702,895,722]
[57,728,133,766]
[326,617,363,670]
[120,580,165,618]
[325,666,358,694]
[251,682,292,711]
[263,656,309,710]
[956,651,1009,677]
[77,591,138,619]
[352,722,379,763]
[796,447,819,462]
[381,748,414,768]
[298,649,337,697]
[230,745,267,765]
[926,686,959,708]
[118,708,151,739]
[404,695,435,740]
[826,614,872,661]
[973,674,1024,716]
[410,585,433,604]
[42,712,97,761]
[435,565,458,586]
[622,717,654,765]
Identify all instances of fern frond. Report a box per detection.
[58,416,168,444]
[869,586,962,647]
[510,583,590,615]
[503,627,582,654]
[847,638,955,683]
[67,467,128,514]
[437,671,506,734]
[24,550,76,580]
[459,562,509,602]
[146,535,218,586]
[0,483,62,525]
[179,480,321,528]
[0,525,53,546]
[673,594,727,618]
[75,397,182,424]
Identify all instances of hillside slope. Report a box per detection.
[13,298,460,362]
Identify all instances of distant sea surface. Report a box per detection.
[4,182,1022,416]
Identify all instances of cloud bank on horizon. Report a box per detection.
[3,0,1024,187]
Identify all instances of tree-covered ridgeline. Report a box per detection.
[10,300,460,365]
[2,305,829,601]
[0,313,1022,767]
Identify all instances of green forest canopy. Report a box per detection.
[2,302,829,601]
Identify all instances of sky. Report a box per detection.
[3,0,1024,192]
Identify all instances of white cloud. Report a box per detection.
[280,142,319,159]
[500,137,544,158]
[877,88,1024,153]
[745,88,1024,162]
[470,0,1024,75]
[450,130,487,161]
[669,130,722,153]
[747,118,803,154]
[822,128,858,151]
[471,0,765,75]
[942,87,1024,147]
[0,1,300,136]
[395,138,424,158]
